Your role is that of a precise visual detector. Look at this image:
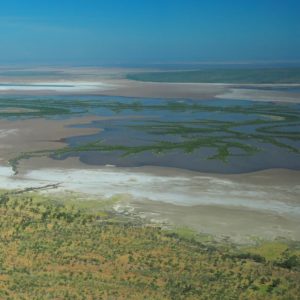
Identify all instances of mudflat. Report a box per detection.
[0,66,299,243]
[0,116,102,162]
[1,157,299,243]
[0,66,300,102]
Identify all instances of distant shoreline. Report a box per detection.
[0,66,299,102]
[126,68,300,84]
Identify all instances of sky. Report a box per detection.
[0,0,299,65]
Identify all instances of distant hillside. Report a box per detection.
[127,68,300,84]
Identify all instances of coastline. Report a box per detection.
[0,66,299,243]
[0,66,299,102]
[0,160,299,243]
[1,79,300,103]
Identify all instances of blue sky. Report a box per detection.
[0,0,299,65]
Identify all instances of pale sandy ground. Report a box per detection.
[0,161,299,243]
[101,78,300,102]
[0,116,102,162]
[0,117,299,243]
[0,81,118,93]
[216,88,300,103]
[0,66,299,243]
[0,115,147,162]
[2,78,300,102]
[0,66,299,102]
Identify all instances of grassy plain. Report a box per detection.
[0,190,299,299]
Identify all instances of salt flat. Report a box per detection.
[0,81,117,93]
[0,162,299,242]
[0,66,299,243]
[1,66,300,102]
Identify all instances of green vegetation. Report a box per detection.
[1,98,299,174]
[0,190,299,299]
[0,97,299,118]
[127,68,300,84]
[9,107,300,174]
